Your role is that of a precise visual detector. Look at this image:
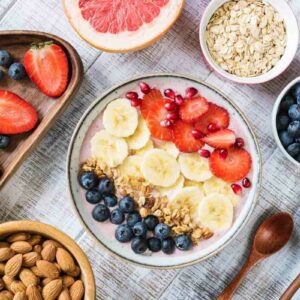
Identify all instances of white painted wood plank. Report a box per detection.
[0,0,14,18]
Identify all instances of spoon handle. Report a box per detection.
[280,274,300,300]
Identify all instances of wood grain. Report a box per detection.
[280,274,300,300]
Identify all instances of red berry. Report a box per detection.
[192,129,205,139]
[242,178,251,188]
[235,137,245,148]
[166,112,178,121]
[126,91,138,100]
[130,98,141,107]
[164,89,175,99]
[160,119,172,128]
[186,87,198,98]
[198,149,211,158]
[219,149,228,160]
[164,101,177,111]
[231,184,242,195]
[175,95,184,106]
[207,123,219,133]
[139,82,151,94]
[202,129,236,149]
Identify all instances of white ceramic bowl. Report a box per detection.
[272,76,300,166]
[199,0,299,84]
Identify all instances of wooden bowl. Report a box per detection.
[0,220,96,299]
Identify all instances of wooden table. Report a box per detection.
[1,1,300,299]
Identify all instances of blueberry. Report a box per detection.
[293,83,300,100]
[0,69,3,81]
[175,235,192,251]
[127,212,142,227]
[85,190,102,204]
[79,172,99,190]
[98,178,115,195]
[287,143,300,157]
[115,224,133,243]
[110,208,125,225]
[8,63,26,80]
[279,131,294,147]
[287,121,300,138]
[277,114,290,131]
[104,195,118,207]
[147,237,161,252]
[144,215,159,231]
[280,95,295,111]
[154,223,170,239]
[92,204,110,222]
[288,104,300,121]
[119,196,135,213]
[0,50,13,67]
[161,237,175,254]
[131,237,147,254]
[295,153,300,162]
[0,135,10,149]
[133,222,147,237]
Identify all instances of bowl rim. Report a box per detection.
[199,0,299,85]
[0,220,96,299]
[66,73,263,270]
[272,76,300,166]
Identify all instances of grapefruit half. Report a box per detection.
[63,0,184,52]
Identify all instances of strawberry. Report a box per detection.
[173,120,204,153]
[0,90,38,134]
[202,129,236,149]
[209,147,252,182]
[195,103,229,134]
[24,42,69,97]
[141,89,164,118]
[179,96,209,123]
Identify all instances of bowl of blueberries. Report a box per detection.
[272,77,300,165]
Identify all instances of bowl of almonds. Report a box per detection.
[200,0,298,84]
[0,220,95,300]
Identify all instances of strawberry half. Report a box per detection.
[140,89,165,119]
[24,42,69,97]
[0,90,38,134]
[195,103,229,134]
[209,147,252,182]
[179,96,209,123]
[202,129,236,149]
[173,120,204,153]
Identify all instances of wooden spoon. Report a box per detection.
[280,274,300,300]
[217,212,294,300]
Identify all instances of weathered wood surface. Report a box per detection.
[0,1,300,299]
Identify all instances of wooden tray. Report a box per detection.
[0,30,84,188]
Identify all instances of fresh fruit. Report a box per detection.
[110,209,125,225]
[160,119,172,128]
[0,90,38,135]
[119,196,135,213]
[164,89,175,99]
[186,87,198,98]
[280,95,295,111]
[156,141,179,158]
[175,235,191,251]
[24,42,69,97]
[166,112,179,121]
[161,237,175,254]
[202,129,236,149]
[8,63,26,80]
[127,212,142,227]
[63,0,184,52]
[132,222,147,237]
[231,184,242,195]
[104,195,118,207]
[175,95,184,106]
[139,82,150,94]
[219,149,228,160]
[242,178,251,188]
[103,99,138,137]
[203,177,227,195]
[98,177,115,195]
[92,204,110,222]
[126,117,150,150]
[178,153,213,182]
[195,103,230,134]
[288,104,300,120]
[133,140,154,156]
[154,224,170,239]
[173,120,204,153]
[90,130,128,167]
[115,224,133,243]
[287,143,300,157]
[197,193,234,231]
[141,149,180,187]
[85,190,102,204]
[79,172,99,190]
[0,50,13,67]
[179,96,209,123]
[279,131,294,147]
[126,91,138,100]
[191,129,205,140]
[234,137,245,148]
[118,155,143,178]
[144,215,159,231]
[0,135,10,149]
[198,149,211,158]
[164,101,177,111]
[130,98,142,107]
[147,237,161,252]
[131,237,147,254]
[277,114,290,131]
[157,175,184,198]
[209,148,252,182]
[0,70,4,81]
[288,121,300,137]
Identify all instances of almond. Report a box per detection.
[5,254,23,277]
[22,253,41,268]
[26,284,42,300]
[12,291,27,300]
[30,267,43,278]
[10,242,32,254]
[36,261,59,279]
[27,235,42,246]
[0,278,4,291]
[7,233,31,243]
[42,279,62,300]
[0,290,14,300]
[0,248,15,262]
[42,240,63,249]
[58,288,71,300]
[10,280,26,294]
[3,275,13,290]
[56,249,75,273]
[33,246,42,254]
[0,263,6,275]
[69,280,84,300]
[41,245,56,263]
[19,269,38,287]
[66,266,80,278]
[41,278,52,287]
[0,242,10,249]
[61,276,74,288]
[54,263,61,273]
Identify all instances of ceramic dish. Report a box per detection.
[67,74,262,269]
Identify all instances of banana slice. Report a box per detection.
[203,177,227,195]
[133,139,154,156]
[157,175,184,198]
[222,185,239,207]
[184,179,204,190]
[141,149,180,187]
[118,155,143,178]
[178,153,213,182]
[156,142,180,158]
[197,193,234,231]
[103,98,138,137]
[90,130,128,168]
[126,117,150,150]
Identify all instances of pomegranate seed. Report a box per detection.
[231,184,242,195]
[242,178,251,188]
[186,87,198,98]
[219,149,228,160]
[166,112,179,121]
[192,129,205,139]
[207,123,219,133]
[235,137,245,148]
[130,98,142,107]
[160,120,173,128]
[164,101,178,111]
[139,82,151,94]
[164,89,176,99]
[175,95,184,106]
[126,91,138,100]
[198,149,211,158]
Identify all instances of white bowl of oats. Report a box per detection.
[200,0,298,84]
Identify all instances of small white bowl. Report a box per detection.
[272,76,300,166]
[199,0,299,84]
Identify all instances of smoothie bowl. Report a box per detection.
[67,74,262,269]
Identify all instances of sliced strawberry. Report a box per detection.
[140,89,165,118]
[195,103,230,134]
[0,90,38,134]
[24,42,69,97]
[202,129,236,149]
[173,120,204,153]
[179,96,209,123]
[209,147,252,182]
